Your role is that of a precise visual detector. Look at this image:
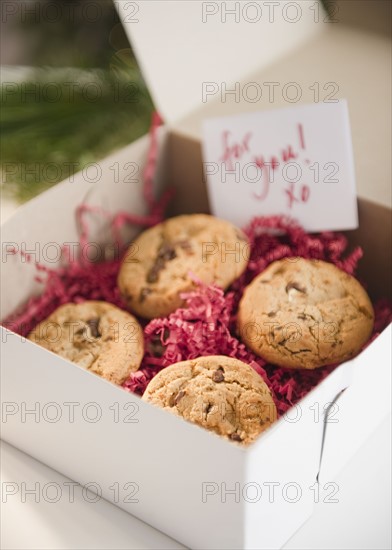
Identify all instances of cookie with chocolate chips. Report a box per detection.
[142,355,277,445]
[237,258,374,369]
[28,301,144,384]
[117,214,249,319]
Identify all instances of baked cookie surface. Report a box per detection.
[238,258,374,369]
[29,301,144,384]
[142,355,277,445]
[118,214,249,319]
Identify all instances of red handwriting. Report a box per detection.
[218,124,311,209]
[253,145,298,201]
[220,131,252,170]
[285,183,310,209]
[298,123,305,150]
[253,157,277,201]
[252,124,310,208]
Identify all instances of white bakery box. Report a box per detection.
[1,2,391,549]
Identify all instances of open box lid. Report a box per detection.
[116,0,326,123]
[116,1,391,208]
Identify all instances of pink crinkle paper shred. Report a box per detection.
[3,112,391,415]
[122,216,391,414]
[4,220,391,417]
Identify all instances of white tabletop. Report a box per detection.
[1,414,390,550]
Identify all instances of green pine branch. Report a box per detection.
[1,64,154,202]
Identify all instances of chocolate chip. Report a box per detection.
[86,318,100,338]
[212,367,225,383]
[157,243,177,261]
[139,287,152,302]
[146,243,176,283]
[230,433,242,442]
[285,282,306,294]
[146,267,160,283]
[267,311,276,318]
[174,390,185,406]
[176,240,193,255]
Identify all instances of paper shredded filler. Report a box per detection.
[3,113,391,416]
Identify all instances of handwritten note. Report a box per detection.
[202,101,358,232]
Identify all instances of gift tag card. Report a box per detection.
[202,101,358,232]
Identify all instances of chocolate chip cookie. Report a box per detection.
[29,301,144,384]
[238,258,374,369]
[118,214,249,319]
[142,355,277,445]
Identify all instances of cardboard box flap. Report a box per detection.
[317,325,392,483]
[0,132,169,321]
[173,24,391,208]
[116,0,326,123]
